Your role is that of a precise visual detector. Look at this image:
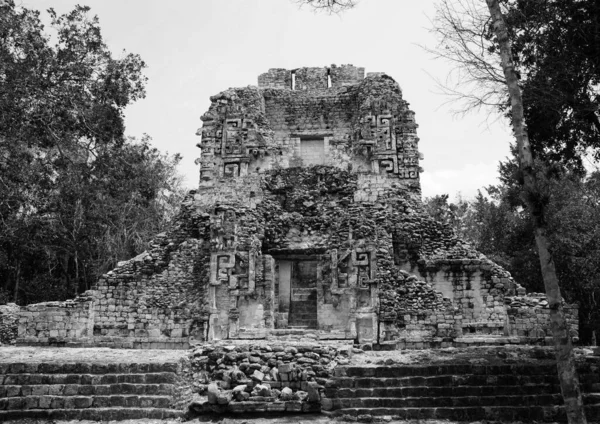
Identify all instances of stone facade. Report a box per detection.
[13,65,578,348]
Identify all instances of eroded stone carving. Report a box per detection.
[13,65,579,350]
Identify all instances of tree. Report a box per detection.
[428,0,600,172]
[484,2,585,421]
[506,0,600,171]
[294,0,357,13]
[423,193,474,240]
[425,0,591,420]
[424,0,507,113]
[0,1,184,304]
[90,136,184,279]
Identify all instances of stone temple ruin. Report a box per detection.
[13,65,578,349]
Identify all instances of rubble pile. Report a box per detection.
[188,342,352,414]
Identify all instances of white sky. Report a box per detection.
[25,0,513,200]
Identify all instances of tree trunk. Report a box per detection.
[484,1,587,423]
[74,250,79,296]
[13,262,20,304]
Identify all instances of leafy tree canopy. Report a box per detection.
[0,1,184,304]
[504,0,600,171]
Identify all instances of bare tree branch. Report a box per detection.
[421,0,507,115]
[294,0,357,14]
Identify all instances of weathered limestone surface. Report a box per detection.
[12,65,579,348]
[0,351,190,420]
[18,297,94,346]
[0,304,18,345]
[324,357,600,422]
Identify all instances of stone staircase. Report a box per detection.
[0,361,185,420]
[324,362,600,422]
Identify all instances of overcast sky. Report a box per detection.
[25,0,513,200]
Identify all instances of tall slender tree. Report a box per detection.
[483,2,586,422]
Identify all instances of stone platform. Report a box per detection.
[0,347,189,421]
[325,362,600,422]
[2,345,600,422]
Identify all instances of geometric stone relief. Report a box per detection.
[210,209,238,251]
[209,252,253,291]
[198,116,259,185]
[331,247,376,289]
[357,110,419,179]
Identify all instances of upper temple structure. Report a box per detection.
[13,65,578,349]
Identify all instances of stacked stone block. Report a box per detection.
[0,361,186,420]
[506,293,579,340]
[330,64,365,87]
[17,296,94,347]
[323,359,600,422]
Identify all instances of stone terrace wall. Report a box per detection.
[506,294,579,340]
[17,296,94,346]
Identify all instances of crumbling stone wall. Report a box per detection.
[0,303,19,345]
[16,193,210,349]
[13,65,579,348]
[17,296,94,346]
[86,194,210,349]
[506,294,579,339]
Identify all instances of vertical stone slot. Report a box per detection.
[327,68,332,88]
[291,70,296,90]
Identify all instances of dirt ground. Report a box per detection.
[351,344,562,366]
[1,344,594,366]
[0,346,187,364]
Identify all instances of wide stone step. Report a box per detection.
[327,404,600,422]
[0,394,174,410]
[330,384,561,398]
[330,374,559,388]
[330,394,565,409]
[0,362,180,374]
[326,406,559,421]
[1,372,177,385]
[338,364,558,378]
[0,407,183,421]
[1,383,174,397]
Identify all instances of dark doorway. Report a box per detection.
[278,259,318,329]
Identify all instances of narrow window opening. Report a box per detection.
[291,71,296,90]
[327,68,332,88]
